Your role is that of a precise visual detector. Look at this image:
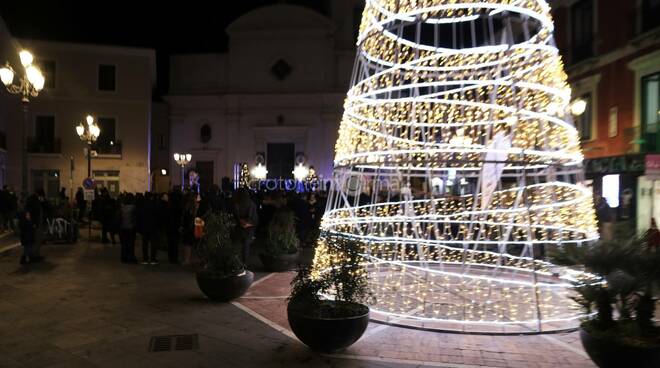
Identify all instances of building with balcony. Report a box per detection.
[553,0,660,233]
[0,32,156,198]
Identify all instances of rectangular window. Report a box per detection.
[39,60,56,89]
[96,117,116,146]
[575,93,593,141]
[642,72,660,151]
[98,64,116,91]
[571,0,594,63]
[642,0,660,33]
[35,115,55,145]
[157,134,166,150]
[602,174,620,208]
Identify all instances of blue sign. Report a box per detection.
[83,177,95,190]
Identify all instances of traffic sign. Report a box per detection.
[83,177,95,190]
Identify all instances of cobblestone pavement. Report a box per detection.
[0,236,595,368]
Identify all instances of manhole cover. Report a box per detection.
[149,334,199,352]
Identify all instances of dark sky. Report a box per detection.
[0,1,331,95]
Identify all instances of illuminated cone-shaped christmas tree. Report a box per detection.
[313,0,600,334]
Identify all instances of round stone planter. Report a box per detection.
[580,327,660,368]
[259,251,300,272]
[196,270,254,302]
[287,300,369,352]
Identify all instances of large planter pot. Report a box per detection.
[196,270,254,302]
[287,300,369,352]
[580,327,660,368]
[259,251,300,272]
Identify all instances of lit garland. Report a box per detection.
[312,0,600,334]
[239,163,251,188]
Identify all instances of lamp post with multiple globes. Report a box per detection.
[173,153,192,189]
[0,49,45,194]
[75,115,101,179]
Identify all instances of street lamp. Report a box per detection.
[292,163,310,181]
[76,115,101,178]
[173,153,192,189]
[570,98,588,117]
[0,49,45,194]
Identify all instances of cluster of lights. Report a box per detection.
[313,0,600,334]
[0,50,46,101]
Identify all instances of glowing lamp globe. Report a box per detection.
[19,50,33,67]
[0,66,14,86]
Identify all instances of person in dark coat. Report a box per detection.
[119,193,138,263]
[181,192,198,266]
[232,188,258,265]
[19,211,35,264]
[166,190,183,264]
[75,187,86,222]
[140,193,158,264]
[100,189,118,244]
[25,189,45,259]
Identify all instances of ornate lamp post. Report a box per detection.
[0,49,45,194]
[173,153,191,189]
[76,115,101,178]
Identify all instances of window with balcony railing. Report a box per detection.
[95,140,122,155]
[28,137,61,154]
[642,72,660,152]
[0,131,6,150]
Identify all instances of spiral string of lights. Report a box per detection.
[312,0,601,334]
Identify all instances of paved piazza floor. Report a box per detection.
[0,233,596,368]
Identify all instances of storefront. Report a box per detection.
[637,154,660,234]
[584,154,645,232]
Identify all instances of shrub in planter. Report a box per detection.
[260,209,300,272]
[196,212,253,302]
[287,235,370,352]
[551,233,660,368]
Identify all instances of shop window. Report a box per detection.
[602,174,620,208]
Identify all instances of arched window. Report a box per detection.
[200,124,211,143]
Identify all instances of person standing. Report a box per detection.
[232,188,258,265]
[101,189,117,244]
[19,211,35,265]
[140,193,158,264]
[181,192,197,266]
[119,193,138,263]
[75,187,86,222]
[166,190,183,264]
[25,189,45,260]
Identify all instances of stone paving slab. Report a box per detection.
[0,238,598,367]
[236,272,597,368]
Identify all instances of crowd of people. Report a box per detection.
[11,182,327,267]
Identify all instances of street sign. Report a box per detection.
[83,177,95,190]
[83,189,95,202]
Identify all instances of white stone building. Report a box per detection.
[165,2,362,189]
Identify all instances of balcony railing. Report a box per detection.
[624,124,660,153]
[28,137,61,154]
[95,140,122,155]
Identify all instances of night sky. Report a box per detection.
[0,1,331,95]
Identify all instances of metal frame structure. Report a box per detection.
[314,0,601,334]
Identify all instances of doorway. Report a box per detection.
[195,161,214,192]
[267,143,294,179]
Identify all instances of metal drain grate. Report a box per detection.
[149,334,199,352]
